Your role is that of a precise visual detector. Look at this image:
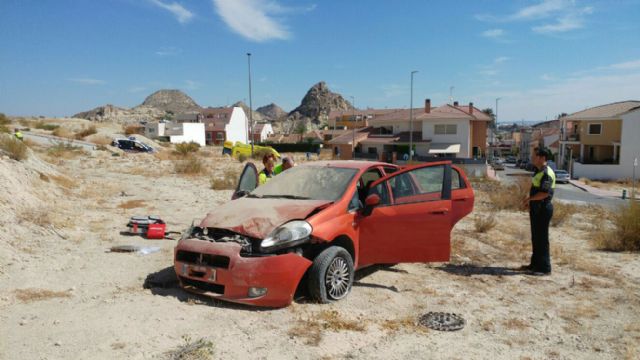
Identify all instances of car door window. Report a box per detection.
[368,181,390,205]
[348,191,362,211]
[389,165,445,204]
[236,163,258,195]
[357,168,382,204]
[451,168,465,190]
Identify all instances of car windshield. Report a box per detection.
[250,166,358,201]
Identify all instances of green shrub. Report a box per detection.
[0,136,28,161]
[174,142,201,156]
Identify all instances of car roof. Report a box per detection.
[302,160,394,170]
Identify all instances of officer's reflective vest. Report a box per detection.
[15,131,23,140]
[532,166,556,189]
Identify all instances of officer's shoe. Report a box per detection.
[528,270,551,276]
[516,264,534,271]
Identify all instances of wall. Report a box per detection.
[225,108,248,144]
[470,120,487,155]
[620,108,640,173]
[422,118,471,158]
[573,162,633,180]
[144,122,165,138]
[170,123,205,146]
[579,119,622,145]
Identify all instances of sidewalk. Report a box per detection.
[569,179,639,199]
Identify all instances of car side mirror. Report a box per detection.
[362,194,381,216]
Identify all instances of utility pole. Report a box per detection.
[410,71,418,162]
[350,96,355,158]
[247,53,254,156]
[634,157,638,199]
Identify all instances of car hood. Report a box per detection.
[199,197,332,239]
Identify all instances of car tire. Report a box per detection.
[308,246,354,303]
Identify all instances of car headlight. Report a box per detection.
[260,221,312,252]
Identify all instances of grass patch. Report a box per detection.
[0,135,28,160]
[474,212,497,233]
[14,288,71,303]
[210,168,240,190]
[551,202,577,227]
[50,174,77,189]
[74,125,97,139]
[118,199,146,209]
[0,113,10,133]
[175,155,204,175]
[592,201,640,252]
[487,177,529,211]
[164,336,214,360]
[289,310,366,346]
[380,316,428,334]
[174,142,200,156]
[34,121,60,131]
[51,127,75,139]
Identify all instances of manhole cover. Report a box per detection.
[418,312,465,331]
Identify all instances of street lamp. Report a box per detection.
[350,96,356,158]
[409,70,418,162]
[247,52,254,157]
[492,97,502,161]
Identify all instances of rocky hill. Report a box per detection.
[289,81,354,121]
[256,103,287,121]
[136,89,201,114]
[73,104,164,124]
[232,101,264,122]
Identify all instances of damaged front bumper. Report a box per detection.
[174,238,312,308]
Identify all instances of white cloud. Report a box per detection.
[609,59,640,70]
[68,77,106,85]
[481,28,505,39]
[212,0,293,42]
[532,7,593,34]
[155,46,182,56]
[150,0,194,24]
[511,0,571,20]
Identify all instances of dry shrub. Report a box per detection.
[89,135,112,146]
[0,135,28,160]
[289,310,366,346]
[551,202,577,227]
[47,142,84,159]
[123,125,142,135]
[317,310,366,332]
[238,153,248,163]
[380,316,427,333]
[474,212,497,233]
[50,174,77,189]
[14,288,71,303]
[18,208,52,227]
[164,336,214,360]
[487,177,529,211]
[502,318,530,331]
[592,201,640,252]
[174,142,200,156]
[210,168,240,190]
[118,199,146,209]
[34,121,59,131]
[74,125,97,139]
[175,156,204,175]
[52,127,74,139]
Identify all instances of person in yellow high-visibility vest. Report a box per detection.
[258,153,277,185]
[14,129,24,141]
[521,147,556,275]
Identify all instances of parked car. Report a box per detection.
[174,160,475,307]
[112,137,154,153]
[555,170,570,184]
[491,161,505,171]
[505,156,517,164]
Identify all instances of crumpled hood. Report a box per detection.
[200,197,331,239]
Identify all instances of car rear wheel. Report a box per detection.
[308,246,354,303]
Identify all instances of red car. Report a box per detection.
[174,160,474,307]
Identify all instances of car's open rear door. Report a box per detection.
[357,161,453,265]
[232,163,258,200]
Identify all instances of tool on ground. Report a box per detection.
[126,216,167,239]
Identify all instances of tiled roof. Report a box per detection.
[564,101,640,120]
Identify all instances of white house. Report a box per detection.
[144,121,167,139]
[165,122,206,146]
[201,107,248,145]
[561,101,640,180]
[252,123,274,143]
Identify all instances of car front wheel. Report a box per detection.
[308,246,354,303]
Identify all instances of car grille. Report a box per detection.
[179,276,225,295]
[176,250,230,269]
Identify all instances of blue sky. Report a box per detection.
[1,0,639,122]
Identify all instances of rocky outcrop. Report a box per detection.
[136,89,201,114]
[288,81,354,121]
[232,101,264,122]
[73,104,165,124]
[256,103,287,121]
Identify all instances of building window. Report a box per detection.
[434,124,457,135]
[588,123,602,135]
[216,132,225,140]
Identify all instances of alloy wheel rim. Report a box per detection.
[325,257,350,299]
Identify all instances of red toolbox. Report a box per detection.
[126,216,166,239]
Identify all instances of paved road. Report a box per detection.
[23,132,96,151]
[497,164,626,209]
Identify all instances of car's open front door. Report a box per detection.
[357,161,453,266]
[232,163,258,200]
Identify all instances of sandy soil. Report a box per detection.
[1,125,639,360]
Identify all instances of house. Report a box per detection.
[522,120,560,161]
[174,113,203,123]
[200,107,248,145]
[327,109,400,129]
[559,100,640,180]
[144,120,167,138]
[328,99,491,160]
[164,122,206,146]
[252,123,274,143]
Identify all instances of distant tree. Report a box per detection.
[557,112,568,119]
[295,122,307,135]
[481,108,494,117]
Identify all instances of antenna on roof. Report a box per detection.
[449,86,454,104]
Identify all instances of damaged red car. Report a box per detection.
[174,160,474,307]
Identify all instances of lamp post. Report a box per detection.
[350,96,356,158]
[409,70,418,162]
[247,53,254,157]
[493,97,501,161]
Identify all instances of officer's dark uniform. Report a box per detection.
[528,165,556,273]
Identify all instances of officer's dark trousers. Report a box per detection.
[529,201,553,273]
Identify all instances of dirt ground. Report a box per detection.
[1,124,639,359]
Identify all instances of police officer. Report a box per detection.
[258,153,277,185]
[521,147,556,275]
[14,129,23,141]
[274,156,294,175]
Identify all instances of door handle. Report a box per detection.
[454,197,468,202]
[430,208,449,215]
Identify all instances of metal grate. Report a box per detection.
[176,251,230,269]
[180,276,225,295]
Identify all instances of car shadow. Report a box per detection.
[437,264,524,277]
[143,266,273,312]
